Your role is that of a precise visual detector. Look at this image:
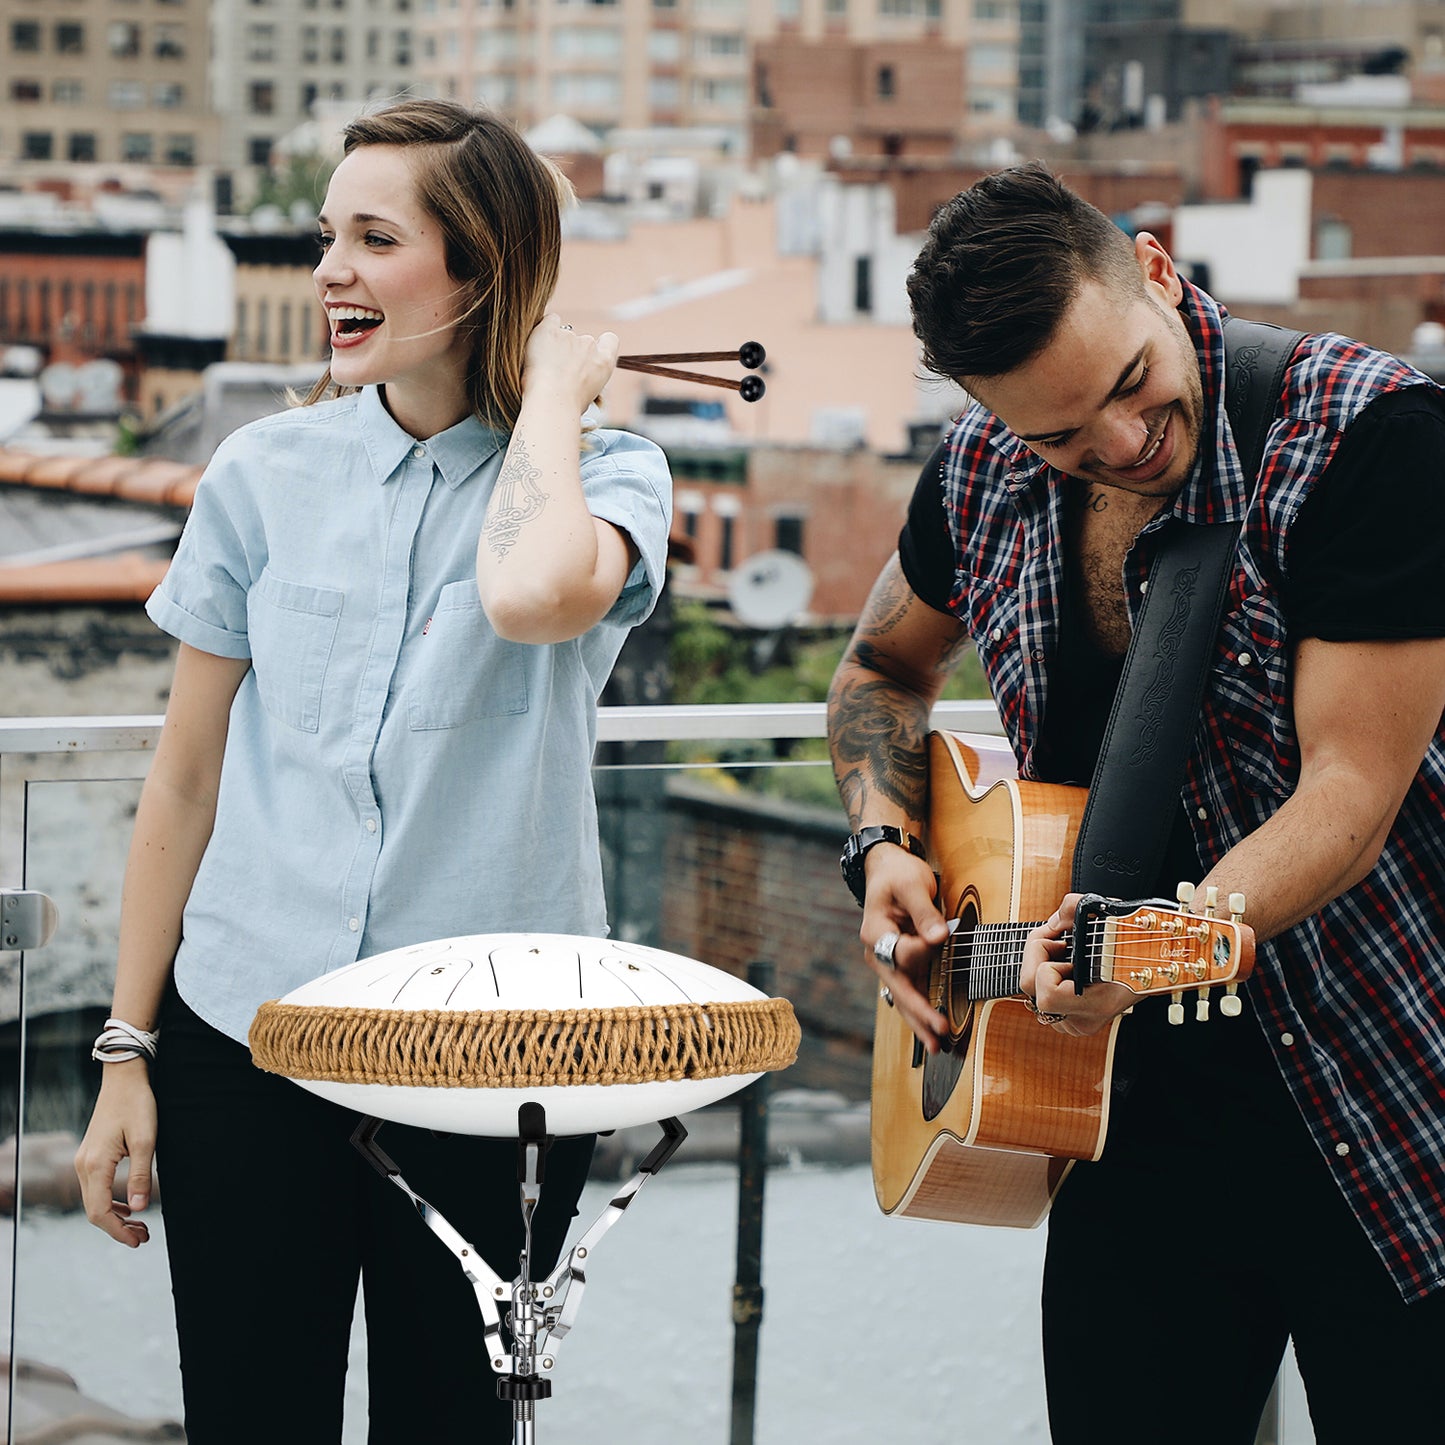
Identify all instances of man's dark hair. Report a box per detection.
[907,161,1142,383]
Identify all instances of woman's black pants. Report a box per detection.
[153,986,595,1444]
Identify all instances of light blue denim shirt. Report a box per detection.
[146,385,672,1043]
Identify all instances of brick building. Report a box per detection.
[0,230,147,401]
[0,0,217,171]
[751,34,967,162]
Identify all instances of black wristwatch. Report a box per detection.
[839,826,927,907]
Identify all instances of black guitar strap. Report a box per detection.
[1070,317,1304,896]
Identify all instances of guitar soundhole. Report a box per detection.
[920,896,977,1122]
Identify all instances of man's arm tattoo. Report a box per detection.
[484,440,548,559]
[828,670,931,828]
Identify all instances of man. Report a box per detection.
[827,162,1445,1444]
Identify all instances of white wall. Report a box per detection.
[1172,168,1313,307]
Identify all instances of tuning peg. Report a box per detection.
[1220,983,1242,1018]
[1195,988,1211,1022]
[1168,990,1185,1025]
[1176,880,1195,912]
[1203,885,1219,916]
[1229,892,1246,922]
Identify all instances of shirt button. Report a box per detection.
[1237,651,1253,668]
[1139,580,1148,594]
[365,818,378,834]
[1196,806,1208,820]
[348,917,360,932]
[1280,1032,1295,1046]
[991,628,1004,643]
[412,444,426,459]
[1334,1142,1351,1157]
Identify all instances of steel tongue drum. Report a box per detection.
[249,933,801,1136]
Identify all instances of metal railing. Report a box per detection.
[0,703,1310,1445]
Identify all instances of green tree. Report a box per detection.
[667,602,991,808]
[251,152,335,218]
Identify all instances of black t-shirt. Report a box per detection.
[900,387,1445,650]
[897,388,1445,1124]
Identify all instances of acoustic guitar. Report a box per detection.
[870,729,1256,1230]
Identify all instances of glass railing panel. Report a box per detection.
[4,753,183,1440]
[0,715,1312,1445]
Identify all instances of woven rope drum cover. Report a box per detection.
[248,934,801,1135]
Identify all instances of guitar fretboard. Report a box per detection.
[948,921,1103,1001]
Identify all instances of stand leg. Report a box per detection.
[351,1111,689,1442]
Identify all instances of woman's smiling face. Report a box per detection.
[313,144,473,435]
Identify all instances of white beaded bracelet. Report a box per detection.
[91,1017,160,1064]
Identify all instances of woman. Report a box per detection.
[74,99,672,1442]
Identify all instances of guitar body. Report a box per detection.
[871,731,1120,1229]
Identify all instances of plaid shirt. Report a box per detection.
[939,282,1445,1300]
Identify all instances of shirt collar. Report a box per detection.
[355,385,508,490]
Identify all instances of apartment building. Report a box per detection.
[207,0,416,202]
[0,0,217,170]
[412,0,1020,155]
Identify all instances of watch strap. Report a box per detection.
[840,826,926,907]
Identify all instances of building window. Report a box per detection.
[11,80,43,103]
[109,23,142,58]
[55,22,85,54]
[877,64,895,98]
[330,27,347,62]
[21,132,54,161]
[247,23,277,61]
[301,26,319,62]
[719,513,735,571]
[155,23,185,58]
[122,132,154,162]
[854,255,872,313]
[165,133,195,165]
[249,80,276,114]
[154,82,185,108]
[774,515,804,556]
[53,80,85,104]
[248,137,273,166]
[301,81,319,111]
[235,299,249,358]
[694,30,743,56]
[68,133,97,162]
[11,22,41,52]
[109,81,147,108]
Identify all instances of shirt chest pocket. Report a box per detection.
[1211,592,1295,796]
[247,570,344,734]
[407,580,529,731]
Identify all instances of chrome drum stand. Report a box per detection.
[352,1106,687,1444]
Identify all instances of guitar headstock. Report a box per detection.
[1074,884,1256,1025]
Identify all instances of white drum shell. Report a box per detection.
[268,933,772,1136]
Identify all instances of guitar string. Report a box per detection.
[935,921,1238,1001]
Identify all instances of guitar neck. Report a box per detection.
[949,920,1054,1002]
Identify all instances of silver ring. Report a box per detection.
[879,986,894,1008]
[872,932,900,968]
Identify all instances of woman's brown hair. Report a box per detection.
[304,98,574,431]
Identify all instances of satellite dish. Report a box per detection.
[727,549,813,628]
[76,359,123,413]
[39,362,78,410]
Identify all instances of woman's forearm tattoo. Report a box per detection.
[484,440,548,559]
